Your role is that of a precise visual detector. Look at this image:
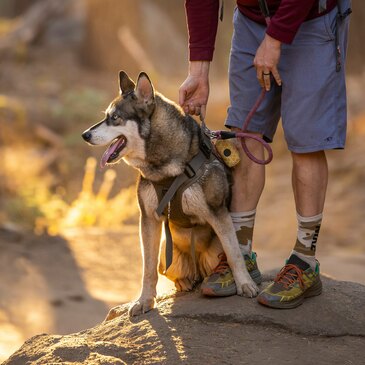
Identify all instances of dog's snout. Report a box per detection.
[82,131,92,142]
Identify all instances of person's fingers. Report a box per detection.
[263,70,271,91]
[271,66,282,86]
[257,76,264,88]
[194,106,201,116]
[183,105,189,114]
[256,67,264,88]
[200,105,206,120]
[188,103,196,115]
[179,87,187,107]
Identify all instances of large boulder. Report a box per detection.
[4,274,365,365]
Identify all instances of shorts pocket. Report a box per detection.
[323,7,337,40]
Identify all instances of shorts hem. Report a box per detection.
[224,120,265,134]
[288,142,345,153]
[225,119,273,142]
[224,121,273,143]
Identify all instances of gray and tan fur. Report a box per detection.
[82,71,258,316]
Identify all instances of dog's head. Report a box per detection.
[82,71,155,168]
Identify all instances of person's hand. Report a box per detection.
[254,33,282,91]
[179,61,210,119]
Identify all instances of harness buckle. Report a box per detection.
[200,138,212,158]
[184,163,196,178]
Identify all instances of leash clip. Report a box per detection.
[200,115,219,140]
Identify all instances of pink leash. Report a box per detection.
[205,2,273,165]
[204,86,273,165]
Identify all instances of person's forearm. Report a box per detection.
[263,33,282,51]
[188,61,210,77]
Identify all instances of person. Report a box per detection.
[179,0,351,308]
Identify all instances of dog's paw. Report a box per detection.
[236,280,259,298]
[128,297,156,317]
[104,305,129,322]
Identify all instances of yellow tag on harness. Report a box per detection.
[214,139,241,168]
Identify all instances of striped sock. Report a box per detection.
[230,209,256,256]
[291,212,323,270]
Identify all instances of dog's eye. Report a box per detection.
[112,114,118,120]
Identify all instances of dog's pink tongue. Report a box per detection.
[100,139,120,169]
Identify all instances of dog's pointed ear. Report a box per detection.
[119,70,135,95]
[135,72,155,104]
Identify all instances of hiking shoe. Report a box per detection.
[201,251,262,297]
[257,254,322,309]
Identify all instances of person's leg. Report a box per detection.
[230,133,265,213]
[257,2,351,308]
[201,134,265,297]
[257,152,326,308]
[290,151,328,268]
[230,132,265,256]
[201,9,280,297]
[292,151,328,217]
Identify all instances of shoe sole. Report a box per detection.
[201,269,263,297]
[257,278,323,309]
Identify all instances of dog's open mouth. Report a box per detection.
[100,135,127,168]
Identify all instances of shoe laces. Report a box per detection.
[275,264,305,290]
[213,252,230,274]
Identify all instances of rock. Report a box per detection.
[4,274,365,365]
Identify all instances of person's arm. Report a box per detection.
[266,0,317,44]
[254,0,316,91]
[179,61,210,117]
[179,0,219,117]
[185,0,219,61]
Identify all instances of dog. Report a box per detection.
[82,71,259,316]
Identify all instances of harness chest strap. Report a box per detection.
[154,134,214,274]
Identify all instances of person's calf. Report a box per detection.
[291,150,328,217]
[230,130,265,212]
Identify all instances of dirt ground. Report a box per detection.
[1,114,365,361]
[1,215,365,362]
[1,43,365,363]
[3,270,365,365]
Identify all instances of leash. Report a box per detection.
[203,87,273,165]
[202,0,273,166]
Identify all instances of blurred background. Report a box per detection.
[0,0,364,361]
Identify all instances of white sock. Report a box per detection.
[292,212,323,270]
[230,209,256,256]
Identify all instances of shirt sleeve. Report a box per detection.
[266,0,317,44]
[185,0,220,61]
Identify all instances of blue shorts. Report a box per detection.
[225,3,351,153]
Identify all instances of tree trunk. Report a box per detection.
[80,0,142,75]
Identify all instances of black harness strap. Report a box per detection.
[154,132,213,274]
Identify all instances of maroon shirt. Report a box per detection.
[186,0,337,61]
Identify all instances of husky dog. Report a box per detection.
[82,71,259,316]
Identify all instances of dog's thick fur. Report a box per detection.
[82,71,258,316]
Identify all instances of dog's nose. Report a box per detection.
[82,131,92,141]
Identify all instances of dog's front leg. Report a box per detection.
[129,214,162,317]
[208,210,259,298]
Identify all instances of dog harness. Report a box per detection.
[152,130,217,276]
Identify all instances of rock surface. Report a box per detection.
[4,273,365,365]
